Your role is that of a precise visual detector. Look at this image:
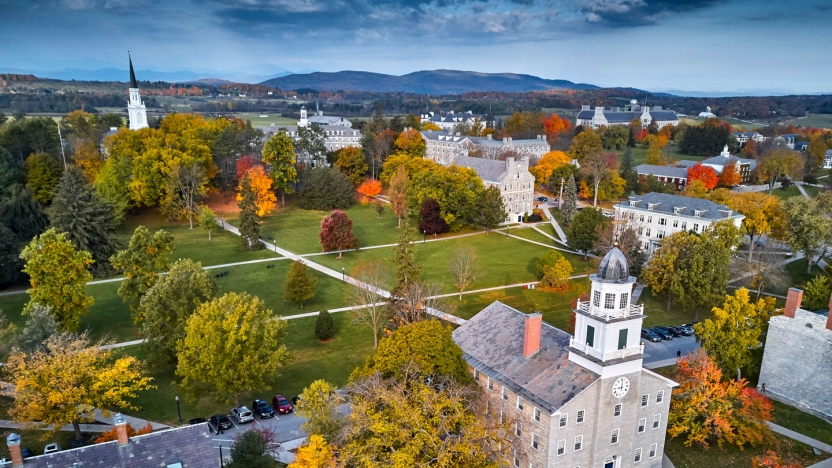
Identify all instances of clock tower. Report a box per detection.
[127,54,149,130]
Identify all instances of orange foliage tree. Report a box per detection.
[719,162,742,187]
[687,163,719,190]
[743,140,758,157]
[530,151,571,187]
[542,113,572,143]
[668,350,772,449]
[357,179,382,205]
[578,180,591,200]
[237,165,277,216]
[94,422,152,444]
[752,450,803,468]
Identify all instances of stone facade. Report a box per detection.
[450,156,535,223]
[421,131,550,164]
[576,104,678,130]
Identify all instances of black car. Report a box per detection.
[208,414,233,433]
[677,325,694,336]
[252,399,274,419]
[665,326,684,337]
[189,417,207,425]
[20,448,32,459]
[641,328,661,343]
[651,326,674,340]
[536,196,548,202]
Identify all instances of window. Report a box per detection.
[605,293,615,309]
[474,369,480,381]
[500,411,504,424]
[639,214,645,222]
[515,422,522,437]
[657,390,664,403]
[647,216,652,223]
[167,464,184,468]
[576,410,585,424]
[574,435,583,451]
[638,227,643,235]
[673,219,679,228]
[517,397,524,411]
[645,228,651,237]
[659,218,666,225]
[649,443,658,458]
[593,290,601,307]
[614,404,622,417]
[657,230,665,239]
[653,414,661,429]
[634,447,643,463]
[514,452,520,467]
[534,408,541,422]
[557,439,566,456]
[502,387,508,400]
[532,433,539,450]
[488,377,493,390]
[638,418,647,433]
[681,221,687,230]
[620,293,629,309]
[586,325,595,347]
[693,223,699,232]
[559,413,568,427]
[617,329,628,350]
[611,429,620,444]
[641,394,649,407]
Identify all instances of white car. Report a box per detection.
[602,211,615,218]
[230,406,254,424]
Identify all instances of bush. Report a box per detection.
[803,174,818,185]
[527,214,543,222]
[535,250,566,278]
[315,309,335,341]
[298,167,355,211]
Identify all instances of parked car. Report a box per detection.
[272,394,293,414]
[602,211,615,218]
[231,406,254,424]
[208,414,233,433]
[43,443,60,454]
[291,395,301,406]
[252,399,274,419]
[536,196,548,202]
[641,328,661,343]
[188,417,207,425]
[651,326,674,340]
[677,325,694,336]
[665,326,684,337]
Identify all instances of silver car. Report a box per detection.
[230,406,254,424]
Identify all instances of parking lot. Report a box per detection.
[209,410,306,462]
[643,334,700,365]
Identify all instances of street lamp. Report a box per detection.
[342,267,345,281]
[422,229,426,243]
[175,396,182,423]
[219,443,225,468]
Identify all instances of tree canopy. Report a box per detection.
[110,226,174,314]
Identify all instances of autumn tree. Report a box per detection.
[728,192,783,261]
[176,292,288,406]
[110,225,174,314]
[542,113,572,143]
[336,146,368,186]
[296,380,346,443]
[388,165,410,227]
[285,259,318,308]
[138,259,217,369]
[807,135,828,168]
[319,210,359,258]
[6,333,154,441]
[261,129,298,206]
[238,177,263,250]
[394,128,427,158]
[392,216,421,291]
[758,149,804,194]
[289,435,336,468]
[21,229,93,331]
[24,153,62,204]
[94,423,152,444]
[781,195,832,272]
[561,174,578,225]
[199,206,221,240]
[161,162,208,229]
[668,350,772,449]
[350,259,392,349]
[448,244,479,299]
[804,276,832,311]
[720,162,742,187]
[644,135,668,166]
[568,129,602,162]
[530,151,570,187]
[535,250,573,291]
[683,179,709,198]
[356,178,382,203]
[567,208,606,259]
[72,140,104,182]
[581,151,616,206]
[736,245,789,300]
[419,197,449,235]
[687,163,719,190]
[236,165,277,216]
[751,451,803,468]
[695,288,777,380]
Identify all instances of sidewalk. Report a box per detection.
[543,207,569,244]
[767,421,832,454]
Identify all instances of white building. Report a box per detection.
[576,102,679,129]
[614,193,745,256]
[421,110,489,131]
[697,106,716,118]
[261,123,361,153]
[732,131,768,145]
[453,247,677,468]
[421,131,549,165]
[306,109,352,127]
[825,149,832,169]
[451,156,535,223]
[126,55,148,130]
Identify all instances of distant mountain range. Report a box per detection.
[261,70,601,94]
[0,67,313,84]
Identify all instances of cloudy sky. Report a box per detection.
[1,0,830,93]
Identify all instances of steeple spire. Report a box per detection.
[128,52,138,89]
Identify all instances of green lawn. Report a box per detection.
[119,313,374,425]
[231,113,297,127]
[665,432,827,468]
[772,185,806,201]
[639,291,716,327]
[803,185,822,198]
[783,113,832,130]
[771,400,832,446]
[616,145,706,166]
[508,226,558,246]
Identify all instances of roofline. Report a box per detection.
[642,368,680,388]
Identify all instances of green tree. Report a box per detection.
[285,259,318,308]
[640,174,676,194]
[335,146,368,186]
[110,226,174,315]
[0,117,62,162]
[781,196,832,272]
[568,129,603,162]
[296,380,345,443]
[160,162,208,229]
[567,208,606,259]
[314,309,336,341]
[803,276,832,311]
[15,304,60,354]
[0,224,23,288]
[619,147,638,194]
[694,288,777,381]
[261,129,298,207]
[600,125,629,150]
[21,228,93,331]
[138,259,217,369]
[24,153,62,204]
[536,250,567,277]
[757,149,804,195]
[94,146,134,222]
[238,177,263,250]
[176,292,289,406]
[227,429,281,468]
[198,206,221,240]
[561,174,578,225]
[392,216,421,291]
[50,166,120,274]
[299,167,356,211]
[477,185,506,233]
[0,146,24,195]
[297,124,327,164]
[0,184,48,241]
[642,230,692,310]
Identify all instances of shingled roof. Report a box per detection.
[450,155,507,183]
[452,301,599,414]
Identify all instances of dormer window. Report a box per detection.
[647,203,658,211]
[673,207,684,214]
[694,210,705,217]
[629,200,640,207]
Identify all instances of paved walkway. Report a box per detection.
[543,207,569,244]
[768,421,832,454]
[796,181,811,198]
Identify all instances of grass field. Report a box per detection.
[616,145,706,166]
[783,113,832,130]
[771,185,806,200]
[664,432,827,468]
[231,113,297,127]
[680,117,764,131]
[771,400,832,446]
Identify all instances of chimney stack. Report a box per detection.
[114,413,129,446]
[784,288,803,318]
[7,433,23,468]
[826,293,832,331]
[523,312,543,358]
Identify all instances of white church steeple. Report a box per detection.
[127,53,148,130]
[568,247,645,378]
[298,106,308,127]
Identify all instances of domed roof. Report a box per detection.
[596,247,630,283]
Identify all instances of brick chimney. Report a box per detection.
[523,312,543,358]
[114,413,129,446]
[784,288,803,318]
[7,433,23,468]
[826,293,832,331]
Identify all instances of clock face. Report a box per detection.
[612,377,630,398]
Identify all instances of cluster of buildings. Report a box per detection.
[575,101,679,129]
[635,145,758,190]
[261,107,362,154]
[420,110,489,131]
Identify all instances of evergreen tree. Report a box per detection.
[238,177,263,250]
[314,309,336,341]
[392,216,421,291]
[227,428,282,468]
[0,224,23,288]
[0,184,48,241]
[477,185,506,233]
[0,146,24,195]
[567,208,607,260]
[418,198,448,235]
[285,260,319,308]
[49,166,120,274]
[298,167,355,211]
[619,147,638,195]
[561,174,578,225]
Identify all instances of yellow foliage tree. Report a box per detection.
[530,151,570,187]
[540,257,573,291]
[237,165,277,216]
[726,192,784,261]
[394,129,426,158]
[288,435,336,468]
[644,135,667,166]
[73,140,104,182]
[683,179,709,199]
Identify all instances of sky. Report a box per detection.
[1,0,830,93]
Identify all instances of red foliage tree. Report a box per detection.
[751,450,803,468]
[635,128,649,143]
[418,198,449,236]
[235,155,258,181]
[687,163,719,190]
[94,423,152,444]
[719,162,742,187]
[743,140,758,157]
[319,210,359,258]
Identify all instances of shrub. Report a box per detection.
[315,309,335,341]
[535,250,566,278]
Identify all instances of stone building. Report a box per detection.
[421,131,550,164]
[758,288,832,420]
[261,122,362,154]
[453,248,677,468]
[451,156,535,223]
[126,55,148,131]
[576,102,678,129]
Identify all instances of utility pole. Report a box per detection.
[559,177,565,208]
[57,123,67,168]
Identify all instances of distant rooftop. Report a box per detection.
[617,192,744,221]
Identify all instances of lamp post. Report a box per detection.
[175,396,182,423]
[559,177,565,208]
[342,267,345,281]
[422,229,426,243]
[219,443,225,468]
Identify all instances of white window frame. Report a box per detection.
[641,394,649,407]
[634,447,643,463]
[559,413,568,427]
[657,390,664,403]
[574,435,583,451]
[645,228,651,237]
[653,414,661,429]
[649,443,658,458]
[638,417,647,433]
[614,403,622,417]
[532,433,539,450]
[534,407,541,422]
[611,428,620,445]
[514,452,520,467]
[673,219,679,228]
[517,396,524,411]
[502,387,508,401]
[576,410,585,424]
[488,377,493,390]
[557,439,566,456]
[516,422,522,437]
[620,293,629,309]
[593,290,601,307]
[604,293,615,309]
[474,369,480,381]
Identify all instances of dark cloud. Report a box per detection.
[580,0,723,26]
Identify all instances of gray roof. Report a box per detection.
[3,423,218,468]
[450,155,507,182]
[733,131,762,138]
[469,136,548,148]
[424,112,487,123]
[617,192,743,221]
[674,160,699,168]
[420,131,472,143]
[576,109,677,123]
[452,301,599,414]
[635,164,689,179]
[701,154,757,170]
[596,247,630,283]
[307,114,351,126]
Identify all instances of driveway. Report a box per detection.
[210,411,306,462]
[643,334,699,365]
